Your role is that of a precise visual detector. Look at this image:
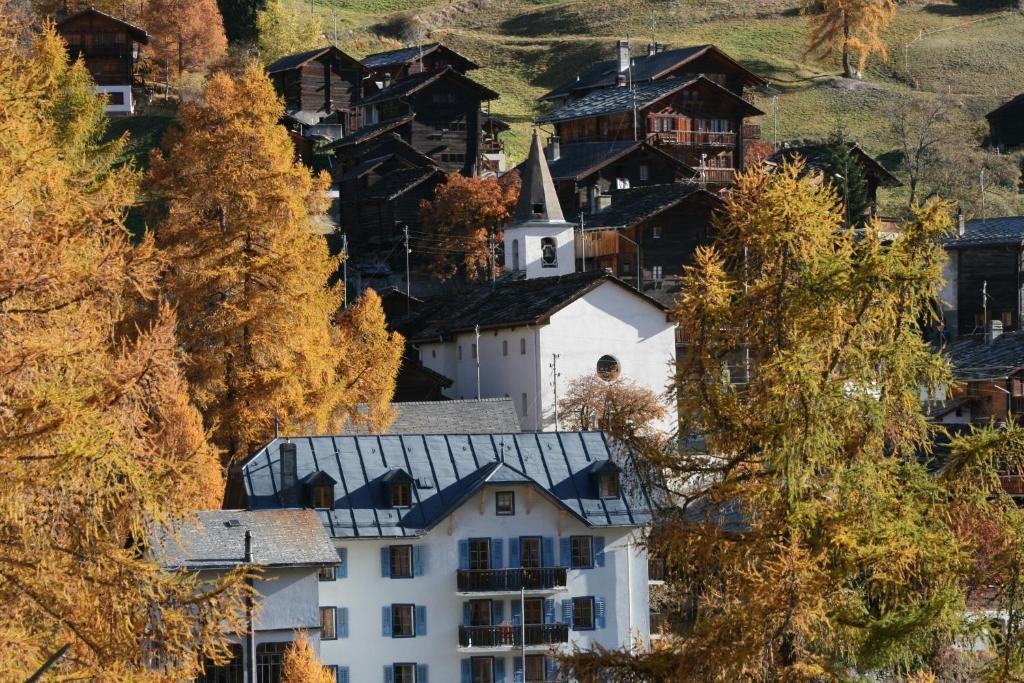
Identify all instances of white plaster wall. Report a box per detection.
[504,223,576,279]
[316,483,649,682]
[538,282,677,433]
[96,85,133,114]
[254,567,321,631]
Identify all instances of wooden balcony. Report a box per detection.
[458,623,569,649]
[67,43,132,59]
[700,168,736,184]
[482,138,505,154]
[1002,474,1024,496]
[456,567,567,594]
[648,130,736,147]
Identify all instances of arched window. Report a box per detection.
[596,355,620,380]
[540,237,557,268]
[512,239,520,271]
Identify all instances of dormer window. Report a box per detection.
[391,482,412,508]
[590,460,622,500]
[301,471,337,510]
[312,484,333,509]
[382,468,415,508]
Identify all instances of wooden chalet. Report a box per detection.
[537,76,764,187]
[987,94,1024,151]
[541,40,766,105]
[55,8,150,114]
[266,46,366,140]
[359,67,500,175]
[362,42,478,86]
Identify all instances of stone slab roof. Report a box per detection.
[581,183,721,230]
[155,509,338,570]
[265,45,362,74]
[943,216,1024,248]
[361,67,498,106]
[362,43,478,71]
[240,432,653,537]
[56,7,150,43]
[944,332,1024,380]
[323,115,414,150]
[766,142,902,188]
[346,399,522,435]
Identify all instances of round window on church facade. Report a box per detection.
[596,355,620,381]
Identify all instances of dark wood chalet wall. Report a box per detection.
[636,201,716,273]
[407,86,482,175]
[272,56,362,131]
[56,14,136,85]
[990,101,1024,149]
[956,246,1022,334]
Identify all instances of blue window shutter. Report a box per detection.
[492,538,504,568]
[337,548,348,578]
[338,666,350,683]
[416,664,428,683]
[495,657,506,683]
[510,600,521,626]
[338,607,349,638]
[595,597,606,628]
[413,545,424,576]
[458,539,470,570]
[543,599,555,625]
[381,547,391,577]
[463,601,472,627]
[561,599,573,627]
[559,537,571,566]
[542,537,554,567]
[461,659,472,683]
[384,665,394,683]
[382,605,392,636]
[595,537,606,567]
[415,605,427,636]
[513,658,524,683]
[544,656,558,681]
[493,600,504,625]
[508,537,519,568]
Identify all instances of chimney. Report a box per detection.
[243,530,253,563]
[592,194,612,213]
[956,208,965,236]
[615,73,627,87]
[647,43,657,57]
[545,135,560,162]
[987,319,1003,344]
[279,442,299,507]
[616,39,630,73]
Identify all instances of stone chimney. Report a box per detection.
[616,39,630,73]
[545,135,560,162]
[987,319,1003,344]
[279,442,299,507]
[956,208,965,236]
[243,530,253,563]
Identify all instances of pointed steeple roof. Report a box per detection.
[513,129,566,223]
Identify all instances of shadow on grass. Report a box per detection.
[922,2,1010,14]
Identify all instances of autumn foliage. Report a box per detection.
[803,0,896,79]
[558,376,667,439]
[144,0,228,77]
[0,17,246,680]
[147,63,402,461]
[281,632,336,683]
[419,171,520,282]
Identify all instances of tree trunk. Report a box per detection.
[842,19,855,79]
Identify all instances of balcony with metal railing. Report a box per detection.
[456,567,568,595]
[457,623,569,651]
[648,130,737,147]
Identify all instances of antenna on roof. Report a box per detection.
[274,413,280,439]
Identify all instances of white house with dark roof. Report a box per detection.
[236,432,654,683]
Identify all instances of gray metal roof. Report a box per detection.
[240,432,654,538]
[346,399,522,435]
[943,216,1024,248]
[155,509,339,570]
[944,331,1024,380]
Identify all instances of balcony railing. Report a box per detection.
[457,567,567,593]
[699,168,736,184]
[67,44,133,59]
[648,130,736,147]
[458,623,569,648]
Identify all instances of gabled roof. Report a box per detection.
[581,183,722,230]
[361,67,499,106]
[536,76,763,124]
[944,332,1024,380]
[987,93,1024,121]
[154,509,338,570]
[56,7,150,44]
[240,432,653,537]
[401,271,669,343]
[266,45,363,74]
[766,142,902,188]
[363,167,444,201]
[540,43,765,102]
[362,43,479,72]
[545,140,696,182]
[926,396,975,420]
[346,399,522,435]
[943,216,1024,248]
[323,115,415,150]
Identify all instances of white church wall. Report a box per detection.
[503,224,576,279]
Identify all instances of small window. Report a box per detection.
[458,345,463,360]
[639,164,649,182]
[431,349,436,358]
[570,536,594,569]
[598,472,620,499]
[390,545,413,578]
[393,663,416,683]
[540,237,557,267]
[520,338,526,354]
[573,596,595,630]
[502,340,508,356]
[596,355,620,381]
[651,225,662,239]
[469,538,491,570]
[391,604,415,637]
[652,265,663,280]
[321,606,337,639]
[318,565,336,581]
[106,90,125,105]
[532,203,544,216]
[392,482,412,508]
[1004,311,1013,328]
[312,484,333,509]
[521,393,528,416]
[472,656,495,683]
[469,599,492,626]
[495,491,515,515]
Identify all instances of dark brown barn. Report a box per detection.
[987,94,1024,151]
[266,46,365,139]
[362,43,478,86]
[55,8,149,114]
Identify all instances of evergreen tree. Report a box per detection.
[146,63,403,461]
[0,17,247,679]
[822,131,871,227]
[803,0,896,79]
[218,0,266,44]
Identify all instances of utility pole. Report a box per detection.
[475,324,481,400]
[771,95,779,148]
[341,232,348,309]
[403,225,411,311]
[983,280,989,330]
[579,215,586,272]
[550,353,561,431]
[980,169,987,221]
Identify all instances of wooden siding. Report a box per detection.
[271,54,362,130]
[956,246,1022,335]
[405,81,484,175]
[990,99,1024,149]
[56,13,138,85]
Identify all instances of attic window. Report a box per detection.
[391,482,412,508]
[598,471,620,499]
[312,484,333,509]
[532,203,544,216]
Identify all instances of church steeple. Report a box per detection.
[504,129,575,279]
[514,129,565,224]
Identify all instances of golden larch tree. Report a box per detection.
[144,0,228,77]
[256,0,323,64]
[0,15,247,680]
[147,62,403,461]
[803,0,896,79]
[281,632,336,683]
